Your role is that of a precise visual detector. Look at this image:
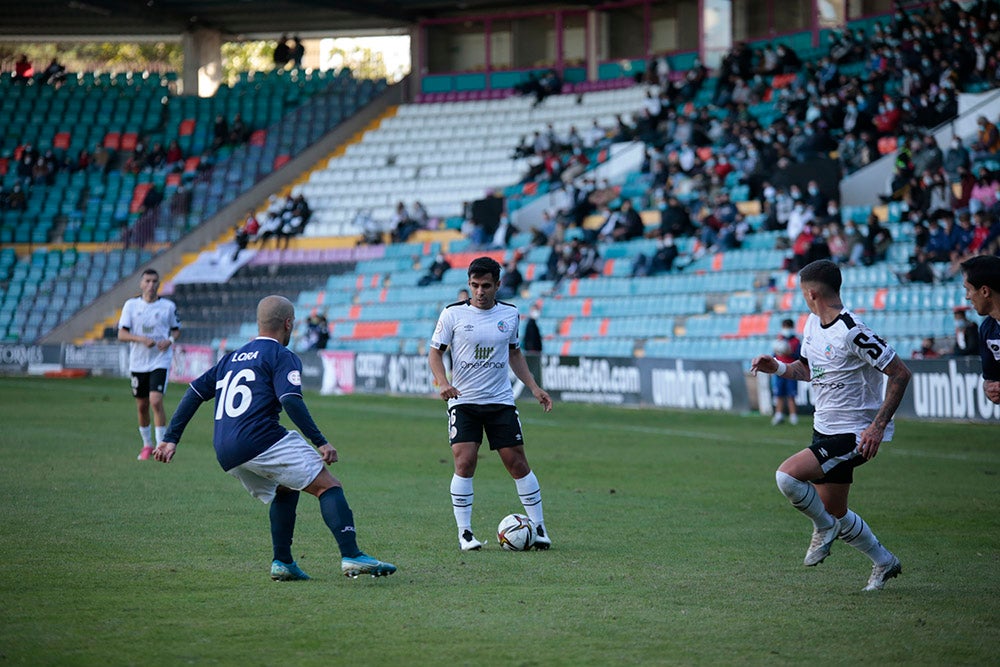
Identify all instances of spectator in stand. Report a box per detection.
[165,140,183,169]
[658,195,695,238]
[409,201,430,230]
[305,313,329,350]
[598,198,645,242]
[291,36,305,69]
[912,337,941,359]
[231,223,252,262]
[229,113,249,145]
[145,142,167,171]
[38,58,67,87]
[969,167,1000,214]
[632,232,681,277]
[558,237,601,281]
[234,210,258,246]
[924,216,954,263]
[212,114,229,151]
[953,306,980,357]
[953,165,977,211]
[7,184,26,211]
[418,254,451,287]
[522,305,543,355]
[944,136,971,181]
[12,54,32,84]
[863,213,893,265]
[770,318,801,426]
[897,247,935,284]
[971,115,1000,160]
[583,119,608,149]
[496,260,524,300]
[274,35,291,69]
[390,201,418,243]
[785,200,814,250]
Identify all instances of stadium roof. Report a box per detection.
[1,1,600,40]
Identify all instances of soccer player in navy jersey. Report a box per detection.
[751,259,912,591]
[960,255,1000,405]
[154,295,396,580]
[429,256,554,552]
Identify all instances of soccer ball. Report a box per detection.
[497,513,536,551]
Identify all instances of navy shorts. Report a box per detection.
[448,403,524,450]
[130,369,168,398]
[771,375,798,398]
[809,430,865,484]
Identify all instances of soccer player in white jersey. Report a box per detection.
[428,256,554,551]
[154,295,396,580]
[960,255,1000,405]
[751,259,912,591]
[118,269,181,460]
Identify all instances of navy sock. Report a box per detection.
[319,486,361,558]
[269,489,300,564]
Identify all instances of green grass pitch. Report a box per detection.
[1,376,998,665]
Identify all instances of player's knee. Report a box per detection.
[775,470,804,497]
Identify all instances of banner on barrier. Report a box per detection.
[169,345,217,383]
[0,343,47,373]
[755,356,1000,423]
[63,343,125,373]
[639,357,751,412]
[318,350,356,396]
[539,355,642,404]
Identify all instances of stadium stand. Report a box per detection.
[5,2,998,365]
[0,67,385,343]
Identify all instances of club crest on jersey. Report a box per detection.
[287,370,302,385]
[823,344,835,359]
[497,320,508,332]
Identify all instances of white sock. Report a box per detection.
[837,509,894,566]
[154,426,166,444]
[450,474,474,533]
[514,471,544,527]
[139,425,152,447]
[775,471,836,531]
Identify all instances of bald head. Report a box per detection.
[257,295,294,339]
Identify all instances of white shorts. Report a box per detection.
[227,431,325,504]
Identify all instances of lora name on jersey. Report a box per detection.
[231,351,260,362]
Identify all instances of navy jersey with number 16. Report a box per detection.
[188,337,305,471]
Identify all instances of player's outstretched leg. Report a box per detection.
[838,509,901,591]
[775,471,838,565]
[318,486,397,578]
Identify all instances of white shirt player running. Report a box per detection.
[118,296,181,373]
[801,308,897,441]
[430,300,520,406]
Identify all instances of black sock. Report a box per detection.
[269,489,300,563]
[319,486,361,558]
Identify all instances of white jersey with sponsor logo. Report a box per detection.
[118,296,181,372]
[801,308,897,440]
[430,300,520,406]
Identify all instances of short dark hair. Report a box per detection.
[781,318,794,328]
[142,268,159,279]
[468,256,501,281]
[798,259,841,295]
[961,254,1000,292]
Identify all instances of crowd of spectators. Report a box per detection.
[247,193,313,250]
[500,1,1000,290]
